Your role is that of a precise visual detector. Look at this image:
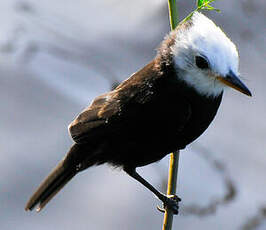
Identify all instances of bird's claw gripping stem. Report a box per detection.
[157,195,181,215]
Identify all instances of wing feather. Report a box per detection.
[68,91,120,143]
[68,60,191,144]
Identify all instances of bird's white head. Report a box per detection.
[168,12,251,97]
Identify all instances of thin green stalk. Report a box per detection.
[168,0,178,30]
[162,1,220,229]
[162,1,180,230]
[162,151,180,230]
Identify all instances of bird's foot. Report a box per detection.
[157,195,181,215]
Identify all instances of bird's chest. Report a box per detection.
[175,94,222,148]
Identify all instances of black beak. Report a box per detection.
[218,70,252,97]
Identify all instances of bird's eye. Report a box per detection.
[195,56,209,69]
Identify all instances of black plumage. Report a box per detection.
[25,13,251,213]
[25,54,222,212]
[69,60,222,169]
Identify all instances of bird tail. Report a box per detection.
[25,158,76,212]
[25,144,95,212]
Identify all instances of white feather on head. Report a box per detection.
[171,12,239,97]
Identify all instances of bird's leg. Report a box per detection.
[124,167,181,215]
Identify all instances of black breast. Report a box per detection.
[68,60,223,169]
[102,65,223,168]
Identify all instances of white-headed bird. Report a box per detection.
[25,12,251,214]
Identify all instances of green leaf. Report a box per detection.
[181,0,220,25]
[204,6,221,12]
[197,0,211,7]
[197,0,204,7]
[205,5,215,10]
[213,8,221,12]
[197,0,220,12]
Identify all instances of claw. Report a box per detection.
[157,205,166,213]
[157,195,181,215]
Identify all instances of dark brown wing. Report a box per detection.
[68,91,120,143]
[68,60,191,144]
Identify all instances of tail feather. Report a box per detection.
[25,143,99,212]
[25,159,76,212]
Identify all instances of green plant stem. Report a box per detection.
[168,0,178,30]
[162,1,220,229]
[162,1,180,230]
[162,151,180,230]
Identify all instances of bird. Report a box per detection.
[25,12,251,214]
